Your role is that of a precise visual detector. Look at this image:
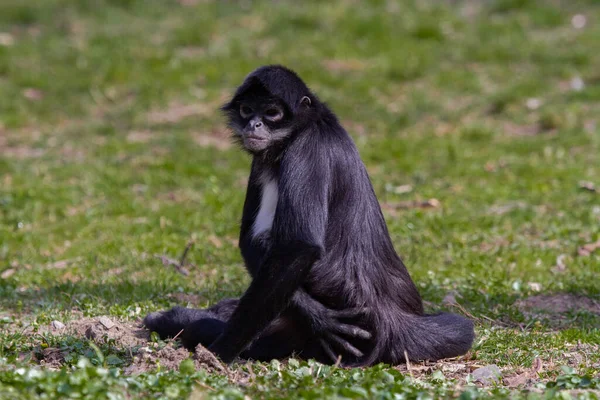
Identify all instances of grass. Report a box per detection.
[1,0,599,398]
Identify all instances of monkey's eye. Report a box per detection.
[264,108,283,122]
[240,105,253,119]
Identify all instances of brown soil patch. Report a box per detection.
[503,122,543,137]
[322,59,367,73]
[394,357,480,380]
[125,343,231,376]
[69,317,150,348]
[515,294,600,316]
[147,102,211,124]
[124,345,192,375]
[39,347,66,369]
[33,316,232,375]
[126,130,154,143]
[382,199,441,217]
[169,292,204,305]
[193,344,230,374]
[192,128,232,151]
[392,343,598,389]
[2,145,45,159]
[578,239,600,256]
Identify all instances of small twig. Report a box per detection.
[246,361,256,383]
[404,350,413,377]
[179,240,195,267]
[155,254,190,276]
[334,355,342,368]
[155,240,196,276]
[579,181,597,193]
[449,301,477,319]
[479,313,511,327]
[172,328,184,340]
[450,301,512,327]
[194,380,216,391]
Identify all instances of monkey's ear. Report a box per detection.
[300,96,311,108]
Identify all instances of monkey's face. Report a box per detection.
[224,94,293,153]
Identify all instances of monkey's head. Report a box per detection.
[222,65,314,154]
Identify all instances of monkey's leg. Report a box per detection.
[146,301,334,362]
[239,315,315,362]
[143,298,239,349]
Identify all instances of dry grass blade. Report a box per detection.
[404,350,413,377]
[154,240,196,276]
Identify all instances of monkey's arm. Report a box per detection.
[208,243,322,362]
[208,143,328,363]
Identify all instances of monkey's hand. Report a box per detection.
[292,290,371,362]
[315,307,372,363]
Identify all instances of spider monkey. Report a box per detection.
[144,65,474,365]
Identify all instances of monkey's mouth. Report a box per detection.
[242,135,269,151]
[244,135,267,141]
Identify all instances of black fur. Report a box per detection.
[144,65,475,365]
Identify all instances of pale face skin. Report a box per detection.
[229,99,291,153]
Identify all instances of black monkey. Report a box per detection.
[144,65,474,365]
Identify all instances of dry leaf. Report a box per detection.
[488,201,527,215]
[322,59,366,72]
[579,181,597,193]
[527,282,542,292]
[127,130,153,143]
[0,32,14,46]
[504,372,530,388]
[552,254,568,273]
[51,321,66,330]
[386,184,413,194]
[208,235,223,248]
[23,88,44,101]
[577,239,600,256]
[572,14,587,29]
[147,102,210,124]
[46,258,81,269]
[504,358,542,388]
[387,199,441,210]
[526,98,542,110]
[1,269,15,279]
[471,364,502,385]
[98,316,115,329]
[193,134,231,150]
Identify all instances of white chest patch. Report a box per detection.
[252,175,278,239]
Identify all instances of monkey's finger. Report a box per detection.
[329,308,369,319]
[332,323,372,340]
[325,333,364,358]
[319,338,340,364]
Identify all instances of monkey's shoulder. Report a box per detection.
[291,120,356,154]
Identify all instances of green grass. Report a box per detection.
[1,0,600,398]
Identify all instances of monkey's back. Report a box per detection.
[302,123,422,314]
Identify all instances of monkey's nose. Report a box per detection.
[253,121,263,129]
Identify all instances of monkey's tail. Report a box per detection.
[405,312,475,361]
[366,311,475,365]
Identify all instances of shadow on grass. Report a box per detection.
[3,280,599,331]
[510,291,600,332]
[0,280,241,314]
[429,283,600,332]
